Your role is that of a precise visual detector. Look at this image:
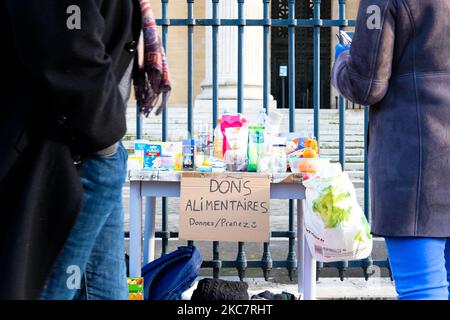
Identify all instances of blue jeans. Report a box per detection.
[40,142,129,300]
[385,237,450,300]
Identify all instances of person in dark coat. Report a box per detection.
[0,0,141,299]
[332,0,450,300]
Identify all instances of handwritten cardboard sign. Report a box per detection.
[179,172,271,243]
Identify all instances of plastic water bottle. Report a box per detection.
[258,107,269,126]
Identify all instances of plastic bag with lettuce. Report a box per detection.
[302,165,372,262]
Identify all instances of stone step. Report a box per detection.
[319,141,364,148]
[125,108,367,137]
[346,171,365,180]
[325,155,365,163]
[320,134,366,141]
[320,148,364,157]
[342,162,365,171]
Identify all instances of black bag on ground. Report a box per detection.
[191,278,249,301]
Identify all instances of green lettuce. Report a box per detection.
[312,185,351,228]
[354,216,373,242]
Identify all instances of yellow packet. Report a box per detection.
[128,154,144,170]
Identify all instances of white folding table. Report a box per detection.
[127,170,316,300]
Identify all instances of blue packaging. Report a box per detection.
[182,139,195,170]
[144,142,163,170]
[134,139,150,157]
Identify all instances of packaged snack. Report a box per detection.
[286,136,319,159]
[247,125,265,172]
[174,150,183,171]
[134,139,149,168]
[182,139,196,170]
[144,142,162,170]
[128,277,144,300]
[211,159,227,173]
[128,154,144,170]
[161,158,173,171]
[162,142,182,171]
[221,114,248,171]
[134,139,150,158]
[196,166,212,172]
[284,134,307,155]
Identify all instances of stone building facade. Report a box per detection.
[146,0,361,111]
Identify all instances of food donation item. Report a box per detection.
[162,142,183,171]
[271,137,287,173]
[303,168,373,262]
[128,277,144,300]
[195,124,213,171]
[213,118,224,159]
[284,134,307,155]
[211,159,227,172]
[182,139,196,170]
[221,114,249,171]
[247,125,265,172]
[133,139,150,168]
[288,157,330,175]
[128,155,144,170]
[144,142,163,170]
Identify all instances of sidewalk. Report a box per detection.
[182,277,397,300]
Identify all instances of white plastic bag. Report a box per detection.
[302,171,372,262]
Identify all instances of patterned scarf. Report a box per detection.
[135,0,171,117]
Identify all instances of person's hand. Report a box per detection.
[335,43,351,60]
